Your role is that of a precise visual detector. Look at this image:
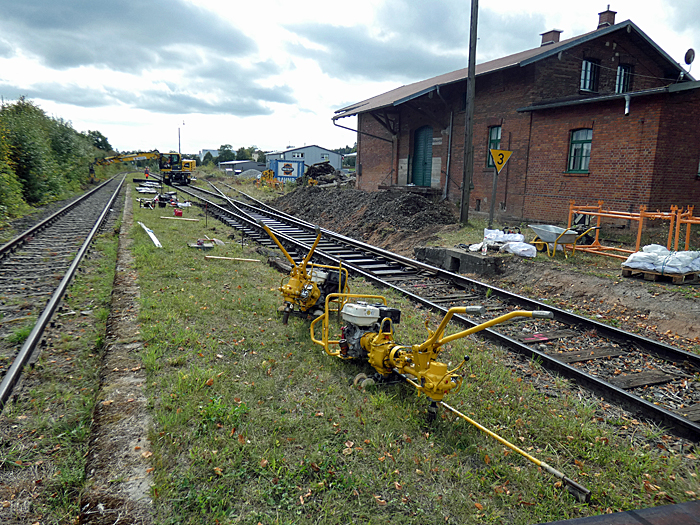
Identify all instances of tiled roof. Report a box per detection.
[333,20,690,120]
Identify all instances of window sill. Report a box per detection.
[564,171,590,177]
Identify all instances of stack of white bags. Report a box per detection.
[622,244,700,274]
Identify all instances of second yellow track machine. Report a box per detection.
[259,222,349,323]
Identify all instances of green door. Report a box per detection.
[412,126,433,187]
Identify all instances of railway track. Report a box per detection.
[0,175,125,410]
[164,179,700,441]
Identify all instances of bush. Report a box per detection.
[0,97,100,224]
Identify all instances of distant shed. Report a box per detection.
[218,160,266,174]
[266,145,342,172]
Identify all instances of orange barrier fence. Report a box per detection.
[675,206,700,251]
[566,201,697,260]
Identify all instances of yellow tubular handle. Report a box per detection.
[259,221,297,267]
[309,312,340,356]
[299,227,322,274]
[439,401,591,503]
[414,306,485,352]
[428,310,553,349]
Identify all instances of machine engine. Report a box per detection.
[339,302,401,359]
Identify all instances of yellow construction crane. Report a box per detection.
[91,150,196,185]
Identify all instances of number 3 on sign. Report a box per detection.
[489,149,513,174]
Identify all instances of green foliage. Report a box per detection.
[86,129,112,151]
[333,143,357,155]
[202,151,215,165]
[236,146,252,160]
[217,144,236,162]
[0,116,28,225]
[0,96,103,223]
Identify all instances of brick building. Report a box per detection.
[332,9,700,224]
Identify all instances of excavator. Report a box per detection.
[91,150,196,185]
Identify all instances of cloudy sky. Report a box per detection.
[1,0,698,155]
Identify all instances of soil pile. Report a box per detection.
[271,186,700,347]
[271,186,459,250]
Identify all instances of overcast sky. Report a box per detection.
[1,0,698,155]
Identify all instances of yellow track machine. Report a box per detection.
[258,222,349,323]
[311,293,554,404]
[308,293,591,502]
[259,222,591,501]
[256,169,283,190]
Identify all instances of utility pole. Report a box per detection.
[460,0,479,224]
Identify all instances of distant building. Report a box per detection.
[266,145,342,171]
[199,149,219,161]
[218,160,266,175]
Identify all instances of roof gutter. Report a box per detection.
[332,115,393,143]
[516,86,671,112]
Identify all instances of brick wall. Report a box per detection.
[354,26,699,223]
[357,113,394,191]
[651,89,700,209]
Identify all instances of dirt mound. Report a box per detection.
[271,186,458,247]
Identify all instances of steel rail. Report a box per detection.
[0,176,119,260]
[232,192,700,368]
[177,185,700,440]
[0,175,125,411]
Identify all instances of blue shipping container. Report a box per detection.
[270,159,305,182]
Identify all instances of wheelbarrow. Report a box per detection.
[528,224,598,258]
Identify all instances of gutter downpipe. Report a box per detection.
[437,86,454,201]
[332,117,393,143]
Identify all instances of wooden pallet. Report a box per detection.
[621,267,698,284]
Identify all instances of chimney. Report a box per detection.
[597,5,617,29]
[540,29,563,46]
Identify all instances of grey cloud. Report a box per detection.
[0,0,256,72]
[285,1,546,83]
[665,0,700,34]
[0,39,14,59]
[286,25,466,82]
[0,0,298,117]
[0,77,295,116]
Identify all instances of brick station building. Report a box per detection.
[332,9,700,224]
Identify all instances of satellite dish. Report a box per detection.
[685,48,695,66]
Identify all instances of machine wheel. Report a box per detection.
[353,373,368,386]
[427,402,438,423]
[533,237,547,252]
[360,378,376,389]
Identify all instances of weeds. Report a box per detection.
[127,182,699,524]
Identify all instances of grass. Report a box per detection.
[128,181,699,524]
[0,215,121,523]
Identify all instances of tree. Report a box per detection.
[0,96,96,212]
[236,147,253,161]
[333,143,357,155]
[203,151,215,165]
[255,149,266,163]
[86,130,112,151]
[217,144,235,163]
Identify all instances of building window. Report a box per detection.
[292,152,304,158]
[568,129,593,173]
[580,59,600,92]
[616,65,632,93]
[321,153,329,161]
[486,126,501,167]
